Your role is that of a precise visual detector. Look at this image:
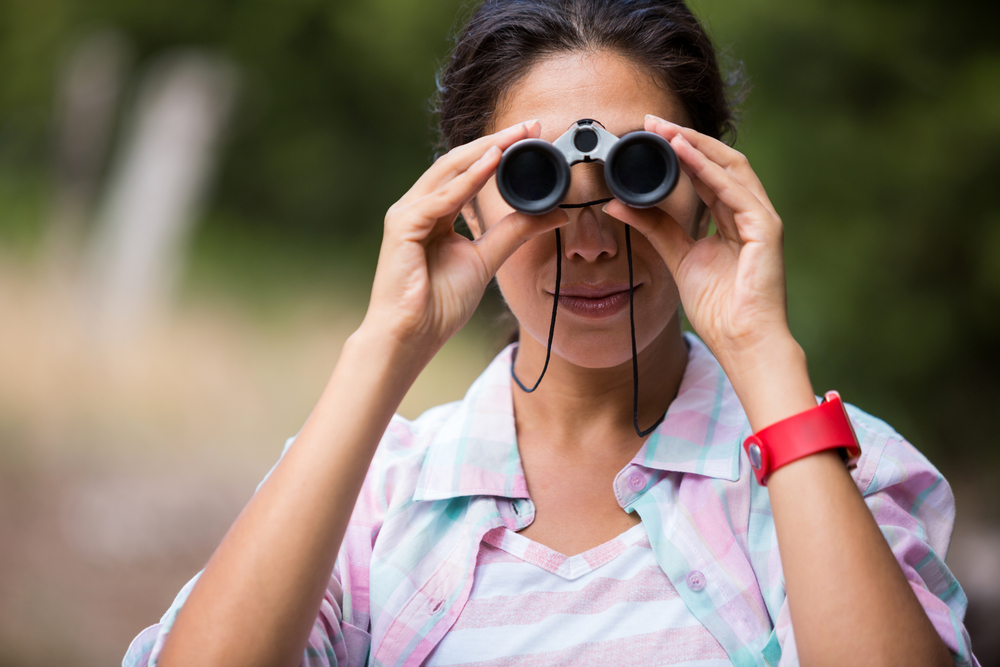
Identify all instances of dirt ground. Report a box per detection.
[1,257,997,666]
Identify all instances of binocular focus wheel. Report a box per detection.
[497,139,571,215]
[604,131,679,208]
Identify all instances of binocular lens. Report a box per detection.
[506,149,558,202]
[496,139,570,214]
[604,132,679,208]
[611,142,667,195]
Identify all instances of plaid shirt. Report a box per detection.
[124,334,977,667]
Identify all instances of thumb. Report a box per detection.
[473,208,570,278]
[602,199,694,278]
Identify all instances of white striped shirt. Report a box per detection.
[424,521,731,666]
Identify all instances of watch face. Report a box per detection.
[748,442,763,471]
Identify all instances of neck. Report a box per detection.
[510,315,689,457]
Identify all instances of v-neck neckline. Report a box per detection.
[484,521,648,580]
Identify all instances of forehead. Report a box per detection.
[492,50,686,141]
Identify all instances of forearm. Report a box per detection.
[724,335,952,667]
[158,327,427,667]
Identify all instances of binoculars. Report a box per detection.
[497,119,679,214]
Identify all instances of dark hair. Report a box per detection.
[434,0,741,153]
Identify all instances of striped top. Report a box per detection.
[424,522,730,666]
[124,334,978,667]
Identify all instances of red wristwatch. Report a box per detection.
[742,391,861,486]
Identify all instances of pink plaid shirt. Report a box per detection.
[124,334,977,666]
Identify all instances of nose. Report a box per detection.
[561,163,618,263]
[561,205,618,263]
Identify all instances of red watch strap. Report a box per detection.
[743,391,861,486]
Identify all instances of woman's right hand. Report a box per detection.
[361,120,568,359]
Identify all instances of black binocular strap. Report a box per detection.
[624,224,668,437]
[510,227,561,394]
[510,205,668,438]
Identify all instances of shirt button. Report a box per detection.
[627,472,646,492]
[686,570,706,592]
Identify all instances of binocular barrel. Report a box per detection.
[497,120,679,214]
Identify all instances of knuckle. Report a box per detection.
[766,215,785,243]
[385,202,417,229]
[432,187,456,205]
[425,188,460,215]
[732,151,750,168]
[383,209,398,229]
[504,214,533,242]
[435,149,462,171]
[517,217,539,241]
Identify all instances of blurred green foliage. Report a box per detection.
[701,0,1000,467]
[0,0,998,467]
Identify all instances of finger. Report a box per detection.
[666,146,741,244]
[400,145,504,238]
[602,199,694,277]
[688,179,742,244]
[645,123,740,243]
[473,208,569,278]
[669,133,779,242]
[397,120,541,207]
[645,115,778,218]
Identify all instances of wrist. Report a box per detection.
[333,325,431,405]
[348,318,430,367]
[744,390,862,485]
[718,332,817,433]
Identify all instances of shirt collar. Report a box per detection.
[412,333,747,502]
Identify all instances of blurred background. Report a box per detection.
[0,0,998,664]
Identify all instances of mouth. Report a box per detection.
[547,283,636,319]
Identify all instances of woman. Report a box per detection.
[124,1,976,665]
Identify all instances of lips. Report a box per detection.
[557,283,630,298]
[548,283,636,319]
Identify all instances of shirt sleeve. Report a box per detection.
[121,419,413,667]
[121,564,371,667]
[769,407,978,667]
[856,422,977,665]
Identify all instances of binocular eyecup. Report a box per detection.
[496,119,679,215]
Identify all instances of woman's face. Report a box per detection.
[468,50,708,369]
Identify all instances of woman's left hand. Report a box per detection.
[605,114,815,429]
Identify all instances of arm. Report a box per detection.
[607,115,955,667]
[738,343,954,667]
[156,119,568,667]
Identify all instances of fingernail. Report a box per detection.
[523,119,540,131]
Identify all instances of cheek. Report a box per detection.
[494,237,545,313]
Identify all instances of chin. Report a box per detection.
[523,320,668,370]
[553,344,635,369]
